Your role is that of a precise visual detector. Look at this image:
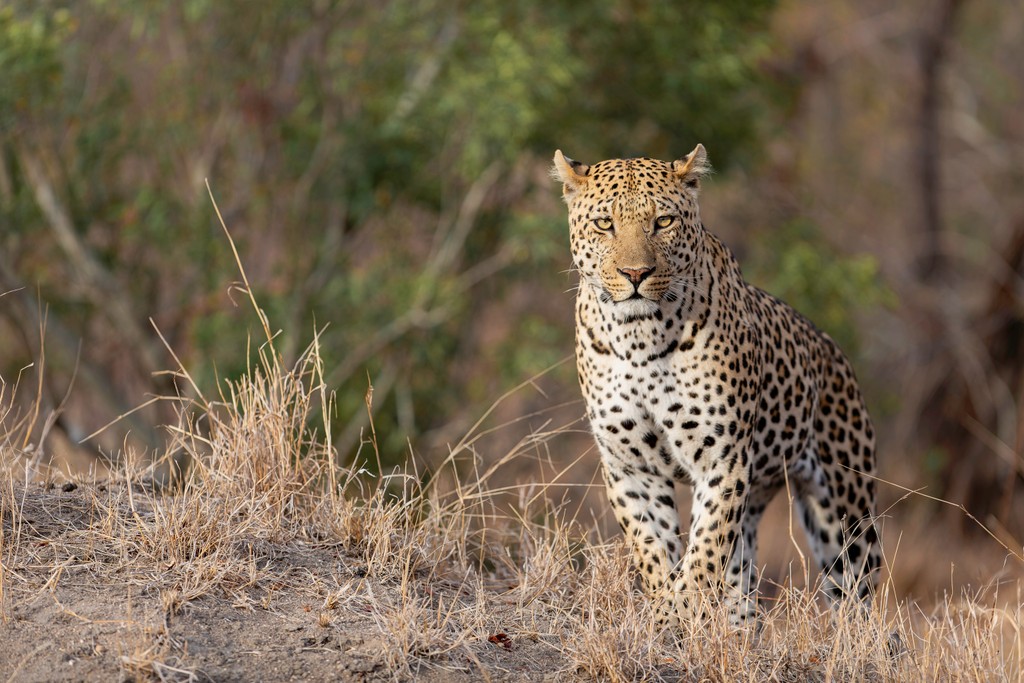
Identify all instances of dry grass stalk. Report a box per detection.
[2,325,1024,680]
[2,216,1023,680]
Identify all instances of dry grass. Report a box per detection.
[2,324,1023,682]
[2,221,1023,680]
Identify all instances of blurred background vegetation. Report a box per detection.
[2,0,1023,597]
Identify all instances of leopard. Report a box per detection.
[552,144,880,627]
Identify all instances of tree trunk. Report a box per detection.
[915,0,964,280]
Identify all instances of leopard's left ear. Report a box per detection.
[672,144,711,191]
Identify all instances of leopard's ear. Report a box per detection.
[672,144,711,191]
[552,150,590,200]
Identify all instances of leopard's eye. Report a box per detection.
[593,217,614,233]
[654,215,676,230]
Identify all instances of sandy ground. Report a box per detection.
[0,482,571,682]
[4,475,1021,682]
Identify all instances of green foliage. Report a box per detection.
[540,1,777,165]
[0,0,786,471]
[746,220,894,355]
[0,6,72,131]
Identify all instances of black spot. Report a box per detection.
[847,543,862,563]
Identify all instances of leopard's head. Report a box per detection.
[553,146,711,316]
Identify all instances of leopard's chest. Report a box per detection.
[578,324,732,479]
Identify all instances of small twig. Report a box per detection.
[4,643,49,683]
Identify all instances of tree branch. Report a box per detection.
[16,144,165,377]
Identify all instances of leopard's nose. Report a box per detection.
[618,266,655,285]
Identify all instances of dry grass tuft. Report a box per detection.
[2,222,1023,680]
[118,622,198,683]
[3,322,1024,681]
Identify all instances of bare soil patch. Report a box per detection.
[1,481,569,682]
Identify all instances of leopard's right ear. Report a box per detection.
[551,150,590,200]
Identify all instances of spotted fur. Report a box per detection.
[553,146,880,626]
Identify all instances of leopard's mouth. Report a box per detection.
[610,288,663,304]
[601,289,657,304]
[594,278,664,305]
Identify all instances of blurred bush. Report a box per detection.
[0,0,784,469]
[746,219,894,357]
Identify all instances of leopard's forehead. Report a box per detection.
[586,157,676,191]
[575,158,682,214]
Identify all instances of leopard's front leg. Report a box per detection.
[670,460,753,626]
[600,452,684,626]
